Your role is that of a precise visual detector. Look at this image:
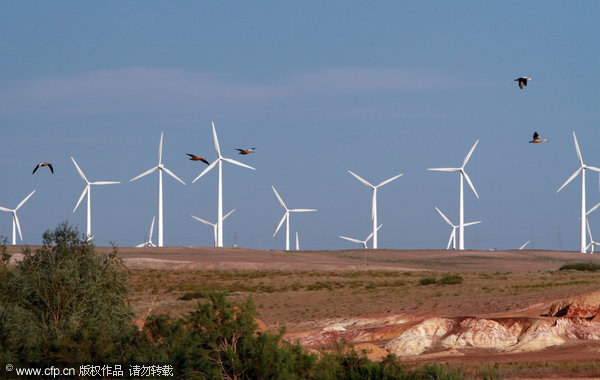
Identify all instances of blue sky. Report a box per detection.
[1,1,599,250]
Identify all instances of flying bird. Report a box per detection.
[33,162,53,174]
[515,77,532,89]
[529,132,548,144]
[186,154,209,165]
[236,148,255,155]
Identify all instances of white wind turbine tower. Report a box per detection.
[193,122,256,247]
[557,132,600,253]
[348,170,403,249]
[272,186,317,251]
[0,190,36,245]
[339,224,382,249]
[72,157,120,240]
[136,216,156,248]
[130,132,186,247]
[435,207,481,250]
[191,209,235,247]
[428,140,479,250]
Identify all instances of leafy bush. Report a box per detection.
[438,274,464,285]
[0,222,135,365]
[559,262,600,272]
[418,277,438,285]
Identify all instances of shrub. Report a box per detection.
[559,262,600,272]
[0,222,135,365]
[418,277,438,285]
[438,275,464,285]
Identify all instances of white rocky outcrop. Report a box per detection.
[384,317,454,356]
[442,318,518,349]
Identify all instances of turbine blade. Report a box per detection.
[272,186,287,210]
[149,216,155,240]
[158,132,164,165]
[462,139,479,168]
[222,157,256,170]
[427,167,460,172]
[348,170,374,188]
[274,213,287,237]
[135,243,146,248]
[161,166,187,185]
[91,181,120,185]
[447,231,454,250]
[376,224,383,232]
[191,215,215,227]
[223,209,236,220]
[462,170,479,199]
[73,186,89,212]
[16,190,36,210]
[519,241,530,250]
[339,236,362,244]
[435,207,453,227]
[573,131,583,166]
[290,209,317,212]
[13,213,22,241]
[212,122,222,158]
[557,168,581,193]
[130,166,158,182]
[0,206,11,213]
[71,157,88,183]
[586,218,592,240]
[376,173,403,187]
[587,201,600,216]
[463,221,482,227]
[585,166,600,174]
[192,160,218,183]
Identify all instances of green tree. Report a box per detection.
[0,222,135,365]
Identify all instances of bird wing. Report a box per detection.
[519,81,524,89]
[523,79,528,87]
[186,153,197,159]
[32,164,40,174]
[200,158,209,165]
[48,163,54,173]
[533,132,539,139]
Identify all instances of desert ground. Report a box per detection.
[8,245,600,378]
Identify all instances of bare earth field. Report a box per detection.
[9,245,600,378]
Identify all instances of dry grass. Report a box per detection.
[128,268,600,329]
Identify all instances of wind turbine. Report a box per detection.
[130,132,186,247]
[586,219,599,254]
[191,209,236,247]
[434,207,481,250]
[72,157,120,240]
[348,170,403,249]
[192,122,256,247]
[295,232,299,251]
[272,186,316,251]
[339,224,382,249]
[0,190,36,245]
[136,216,156,248]
[557,132,600,253]
[428,140,479,250]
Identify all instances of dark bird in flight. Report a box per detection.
[515,77,532,89]
[33,162,53,174]
[186,154,209,165]
[236,148,255,155]
[529,132,548,144]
